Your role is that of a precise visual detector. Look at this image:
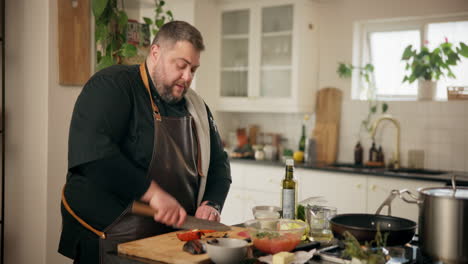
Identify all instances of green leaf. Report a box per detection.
[160,0,165,6]
[370,105,377,113]
[96,50,102,63]
[156,18,165,28]
[92,0,109,19]
[458,42,468,58]
[337,63,353,78]
[143,17,153,25]
[96,55,115,71]
[401,45,413,60]
[166,10,174,20]
[382,103,388,113]
[120,43,137,57]
[118,11,128,31]
[95,23,108,42]
[364,63,374,72]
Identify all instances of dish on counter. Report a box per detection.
[244,219,307,254]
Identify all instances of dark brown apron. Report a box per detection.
[62,63,202,264]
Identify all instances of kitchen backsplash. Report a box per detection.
[216,100,468,172]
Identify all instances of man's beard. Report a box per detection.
[155,82,186,104]
[152,66,186,104]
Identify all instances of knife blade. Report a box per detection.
[131,201,231,232]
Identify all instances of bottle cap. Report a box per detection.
[286,159,294,166]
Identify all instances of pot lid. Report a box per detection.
[421,187,468,199]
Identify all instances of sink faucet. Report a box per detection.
[370,115,401,170]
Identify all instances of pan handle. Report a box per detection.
[375,189,421,215]
[375,190,399,215]
[399,189,421,204]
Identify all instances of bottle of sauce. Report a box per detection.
[369,141,378,162]
[281,159,297,219]
[377,146,384,163]
[298,124,306,152]
[354,141,363,165]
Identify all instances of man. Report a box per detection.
[59,21,231,263]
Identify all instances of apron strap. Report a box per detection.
[61,185,107,239]
[139,63,162,121]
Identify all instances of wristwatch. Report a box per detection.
[205,201,221,212]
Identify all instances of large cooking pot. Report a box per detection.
[399,176,468,264]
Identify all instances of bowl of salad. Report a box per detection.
[244,218,307,254]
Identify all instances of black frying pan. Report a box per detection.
[329,213,417,246]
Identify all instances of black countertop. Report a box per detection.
[230,158,468,185]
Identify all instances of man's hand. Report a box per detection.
[195,201,220,222]
[141,181,187,227]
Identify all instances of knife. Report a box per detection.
[131,201,231,231]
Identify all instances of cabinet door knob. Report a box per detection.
[356,183,362,189]
[370,184,377,191]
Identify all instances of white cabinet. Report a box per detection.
[221,162,283,225]
[366,176,443,224]
[217,0,319,113]
[222,162,447,226]
[298,169,368,214]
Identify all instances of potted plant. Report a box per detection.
[401,39,468,100]
[92,0,173,71]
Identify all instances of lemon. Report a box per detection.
[293,151,304,162]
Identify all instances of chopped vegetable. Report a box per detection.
[237,231,250,238]
[183,239,206,254]
[176,229,216,241]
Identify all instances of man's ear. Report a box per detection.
[149,44,161,64]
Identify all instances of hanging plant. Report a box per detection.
[93,0,137,71]
[337,63,389,135]
[143,0,174,38]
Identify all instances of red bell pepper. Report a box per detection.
[176,229,217,241]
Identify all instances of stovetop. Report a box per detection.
[315,236,437,264]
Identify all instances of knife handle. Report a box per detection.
[131,201,157,217]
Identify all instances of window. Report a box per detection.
[355,14,468,101]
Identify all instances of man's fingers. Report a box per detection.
[176,208,187,227]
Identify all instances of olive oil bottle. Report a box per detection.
[281,159,297,219]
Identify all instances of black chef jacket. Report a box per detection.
[59,64,231,262]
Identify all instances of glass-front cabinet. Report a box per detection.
[218,0,319,113]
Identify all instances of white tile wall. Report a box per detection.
[216,100,468,172]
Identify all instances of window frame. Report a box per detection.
[352,12,468,101]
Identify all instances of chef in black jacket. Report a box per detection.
[58,21,231,264]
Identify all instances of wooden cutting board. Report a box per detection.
[118,226,248,264]
[312,87,342,164]
[58,0,91,85]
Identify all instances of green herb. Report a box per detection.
[341,226,389,264]
[296,204,306,221]
[255,232,280,239]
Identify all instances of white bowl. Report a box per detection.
[205,238,248,264]
[252,205,281,219]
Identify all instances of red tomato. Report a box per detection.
[176,229,216,241]
[237,231,250,238]
[253,233,301,254]
[176,231,202,241]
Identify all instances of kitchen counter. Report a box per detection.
[107,244,337,264]
[230,158,468,185]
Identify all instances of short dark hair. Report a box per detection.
[152,21,205,51]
